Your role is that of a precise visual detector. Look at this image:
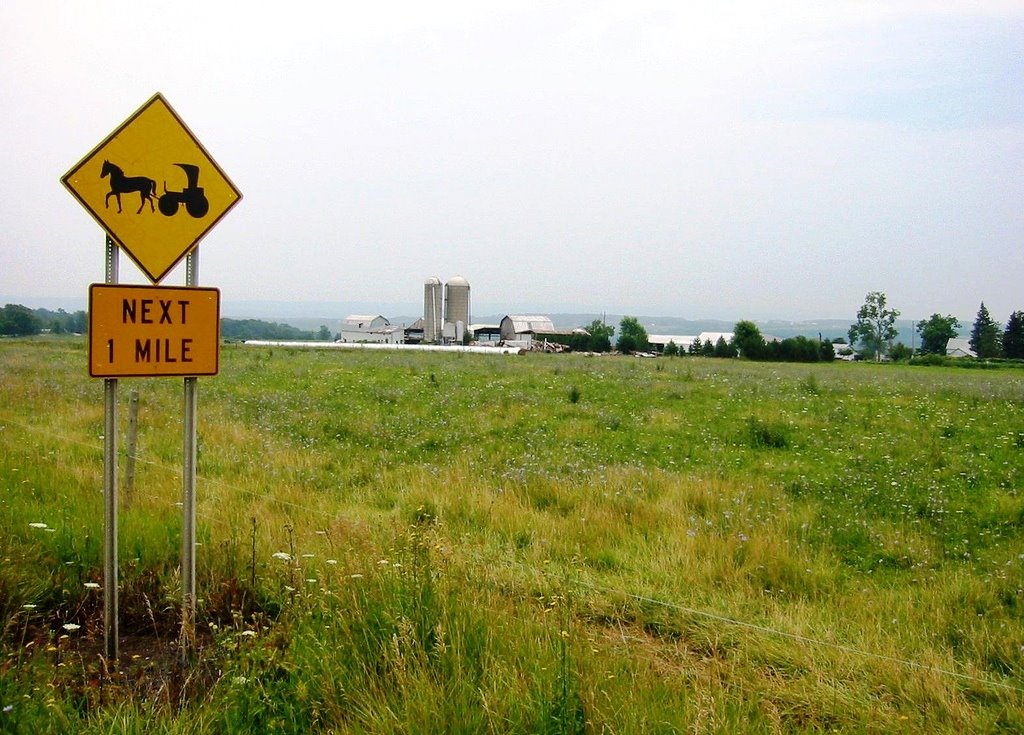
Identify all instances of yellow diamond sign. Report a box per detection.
[62,93,241,284]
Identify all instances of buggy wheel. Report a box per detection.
[185,194,209,219]
[159,196,179,216]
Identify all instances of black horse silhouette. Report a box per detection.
[100,160,157,214]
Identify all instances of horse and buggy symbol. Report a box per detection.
[101,160,209,219]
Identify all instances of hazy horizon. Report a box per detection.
[1,293,976,335]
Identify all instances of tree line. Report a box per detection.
[0,304,333,342]
[557,316,835,363]
[0,304,87,336]
[847,291,1024,361]
[580,292,1023,365]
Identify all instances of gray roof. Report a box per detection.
[503,315,556,334]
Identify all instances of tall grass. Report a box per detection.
[1,338,1023,732]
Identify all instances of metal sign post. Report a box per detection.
[181,249,199,654]
[102,236,119,661]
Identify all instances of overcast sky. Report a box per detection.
[2,1,1022,321]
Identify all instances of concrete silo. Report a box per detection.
[423,277,443,343]
[444,276,471,342]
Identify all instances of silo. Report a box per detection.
[423,277,443,343]
[444,276,471,338]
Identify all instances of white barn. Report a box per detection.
[338,315,403,344]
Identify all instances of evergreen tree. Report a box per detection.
[714,336,737,358]
[969,302,1002,358]
[1003,311,1024,359]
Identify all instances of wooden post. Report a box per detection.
[124,390,139,506]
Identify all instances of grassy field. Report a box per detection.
[2,337,1023,733]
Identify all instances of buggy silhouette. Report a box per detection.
[159,163,209,218]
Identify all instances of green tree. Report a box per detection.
[916,314,960,355]
[1003,311,1024,359]
[713,336,737,358]
[616,316,649,354]
[663,340,679,357]
[731,320,765,359]
[849,291,899,361]
[584,320,614,352]
[888,342,914,361]
[970,302,1002,358]
[0,304,41,336]
[317,325,332,340]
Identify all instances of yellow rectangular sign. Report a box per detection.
[89,285,220,377]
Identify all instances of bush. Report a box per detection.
[909,353,950,367]
[746,417,790,449]
[888,343,914,361]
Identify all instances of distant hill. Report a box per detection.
[220,318,324,341]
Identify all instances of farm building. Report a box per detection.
[945,338,976,358]
[647,332,736,353]
[338,314,403,344]
[696,332,735,347]
[404,318,426,344]
[470,323,502,343]
[647,335,698,353]
[499,315,558,348]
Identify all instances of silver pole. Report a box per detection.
[103,236,119,661]
[181,248,199,654]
